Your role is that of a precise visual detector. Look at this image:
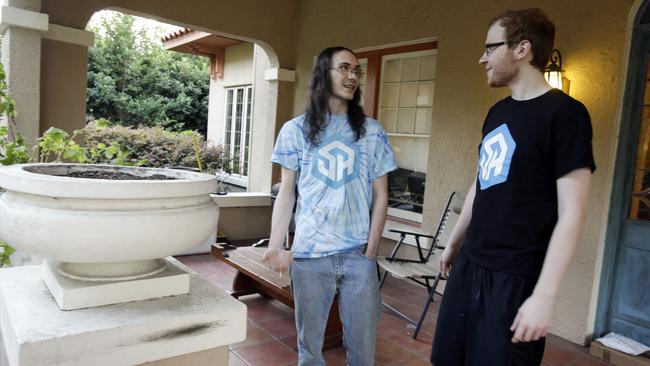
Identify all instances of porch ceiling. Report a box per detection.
[162,28,243,56]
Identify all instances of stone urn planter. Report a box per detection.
[0,163,219,310]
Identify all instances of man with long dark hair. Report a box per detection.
[263,46,396,365]
[430,8,595,365]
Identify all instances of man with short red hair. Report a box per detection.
[431,8,595,365]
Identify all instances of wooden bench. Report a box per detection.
[211,244,343,350]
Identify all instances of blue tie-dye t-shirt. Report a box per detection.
[271,114,397,258]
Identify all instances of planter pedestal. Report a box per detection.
[0,164,220,310]
[0,261,246,366]
[43,258,190,310]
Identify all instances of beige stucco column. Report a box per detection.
[248,44,295,193]
[0,0,47,145]
[40,24,94,135]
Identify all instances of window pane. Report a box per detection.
[399,83,418,108]
[243,147,249,175]
[419,54,436,80]
[630,104,650,220]
[415,108,432,134]
[379,108,397,133]
[417,81,435,107]
[401,57,419,82]
[358,60,368,86]
[381,83,399,108]
[384,58,401,82]
[225,90,234,147]
[236,101,243,117]
[226,90,233,114]
[397,109,415,133]
[387,136,428,214]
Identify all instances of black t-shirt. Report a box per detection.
[463,89,596,276]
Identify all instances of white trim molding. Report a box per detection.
[264,68,296,82]
[354,37,438,53]
[43,24,95,48]
[0,6,48,34]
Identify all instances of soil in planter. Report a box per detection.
[49,171,177,180]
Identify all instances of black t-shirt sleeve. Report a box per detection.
[552,101,597,179]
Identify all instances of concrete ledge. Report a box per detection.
[211,192,272,208]
[263,68,296,82]
[0,264,246,366]
[43,24,94,47]
[0,6,48,34]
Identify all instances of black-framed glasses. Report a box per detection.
[484,41,507,56]
[331,64,364,78]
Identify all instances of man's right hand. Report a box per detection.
[262,247,292,273]
[440,245,460,279]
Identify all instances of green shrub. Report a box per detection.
[81,119,230,173]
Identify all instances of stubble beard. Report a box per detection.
[488,60,518,88]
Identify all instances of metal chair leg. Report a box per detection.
[379,270,389,289]
[412,272,442,339]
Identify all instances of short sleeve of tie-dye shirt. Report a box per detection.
[271,114,397,258]
[270,120,306,171]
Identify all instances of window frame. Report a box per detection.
[356,41,437,223]
[223,84,253,188]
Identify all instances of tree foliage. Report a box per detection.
[86,13,210,134]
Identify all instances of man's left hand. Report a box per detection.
[510,293,556,343]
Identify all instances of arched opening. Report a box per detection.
[79,8,281,193]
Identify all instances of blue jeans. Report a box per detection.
[290,246,380,366]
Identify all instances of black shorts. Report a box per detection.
[430,250,545,366]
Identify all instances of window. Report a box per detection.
[357,41,437,222]
[224,85,253,186]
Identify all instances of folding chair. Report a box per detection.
[377,191,464,339]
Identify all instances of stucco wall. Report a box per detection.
[206,43,254,146]
[217,206,272,241]
[292,0,635,345]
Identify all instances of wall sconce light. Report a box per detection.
[544,49,570,94]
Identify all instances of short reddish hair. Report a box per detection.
[489,8,555,71]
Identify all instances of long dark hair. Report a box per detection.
[304,46,366,146]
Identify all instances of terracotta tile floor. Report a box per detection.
[177,254,609,366]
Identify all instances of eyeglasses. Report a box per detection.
[331,64,364,78]
[484,41,507,56]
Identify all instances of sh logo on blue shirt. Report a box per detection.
[478,123,516,190]
[312,133,360,189]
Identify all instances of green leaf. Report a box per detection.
[0,240,15,267]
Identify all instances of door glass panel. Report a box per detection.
[397,109,415,133]
[399,83,418,108]
[415,108,432,134]
[629,61,650,221]
[384,59,401,82]
[379,108,397,133]
[381,83,399,108]
[417,81,435,107]
[401,56,419,81]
